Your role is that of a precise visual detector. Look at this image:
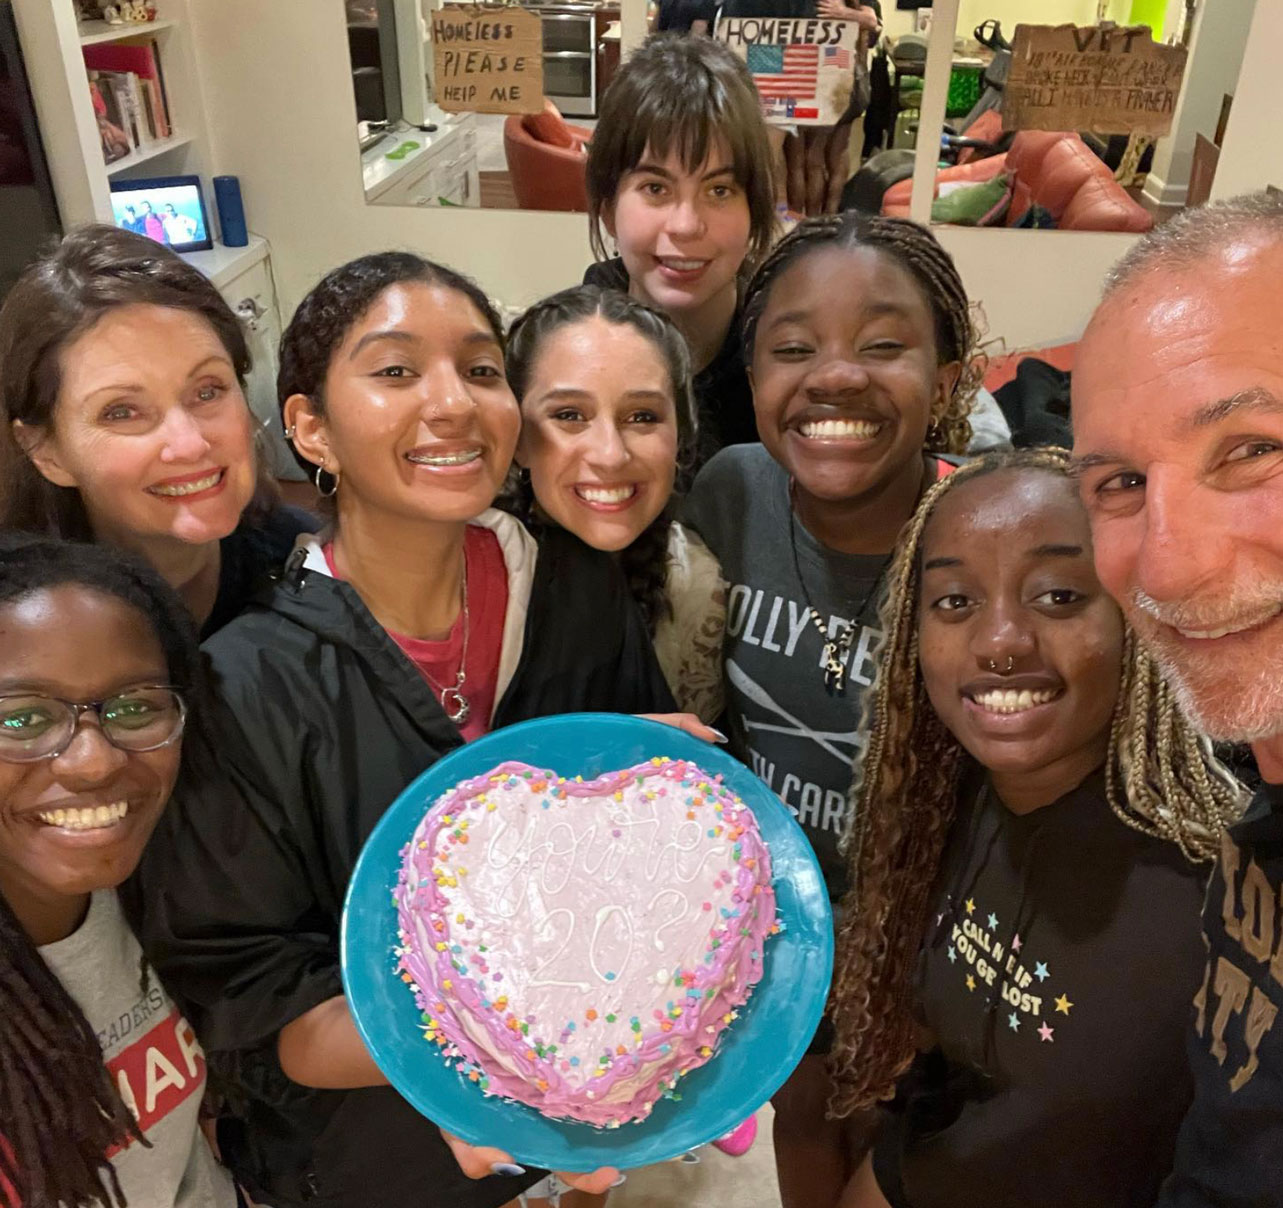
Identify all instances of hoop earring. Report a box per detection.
[316,466,341,498]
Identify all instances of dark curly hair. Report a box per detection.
[587,34,777,274]
[741,213,981,455]
[277,251,505,480]
[0,534,203,1208]
[0,225,261,540]
[504,285,698,633]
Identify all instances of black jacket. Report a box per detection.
[1158,781,1283,1207]
[137,518,675,1208]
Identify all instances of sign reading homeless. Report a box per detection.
[717,17,862,126]
[432,7,544,115]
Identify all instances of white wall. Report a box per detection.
[1144,0,1255,206]
[1210,0,1283,199]
[186,0,595,317]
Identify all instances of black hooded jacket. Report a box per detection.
[136,515,675,1207]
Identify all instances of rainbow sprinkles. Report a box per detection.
[394,756,778,1127]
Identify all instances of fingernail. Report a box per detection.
[490,1162,526,1176]
[708,728,729,744]
[611,1174,628,1187]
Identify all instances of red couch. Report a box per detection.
[503,101,592,212]
[881,130,1153,232]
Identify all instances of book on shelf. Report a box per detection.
[83,38,172,164]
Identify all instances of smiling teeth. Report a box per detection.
[660,258,706,271]
[577,485,636,503]
[799,419,880,440]
[150,472,221,496]
[406,450,482,467]
[37,801,129,830]
[973,689,1058,714]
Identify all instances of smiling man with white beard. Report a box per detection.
[1072,192,1283,1207]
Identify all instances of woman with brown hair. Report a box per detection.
[0,225,314,636]
[828,448,1242,1207]
[584,33,777,465]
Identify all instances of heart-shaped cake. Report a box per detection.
[394,756,777,1127]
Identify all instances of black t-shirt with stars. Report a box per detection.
[876,766,1209,1208]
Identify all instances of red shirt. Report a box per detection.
[323,526,508,741]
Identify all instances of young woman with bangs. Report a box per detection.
[584,34,777,466]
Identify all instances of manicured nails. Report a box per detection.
[611,1174,628,1187]
[708,728,729,744]
[490,1161,526,1176]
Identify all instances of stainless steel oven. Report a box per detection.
[537,6,596,116]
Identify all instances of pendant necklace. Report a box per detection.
[788,483,892,697]
[423,553,471,726]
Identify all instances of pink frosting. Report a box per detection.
[394,757,777,1126]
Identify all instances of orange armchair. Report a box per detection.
[503,101,592,212]
[880,130,1153,233]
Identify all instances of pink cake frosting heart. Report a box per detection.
[394,756,777,1127]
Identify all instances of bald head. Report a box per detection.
[1101,190,1283,299]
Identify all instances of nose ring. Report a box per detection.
[988,657,1014,673]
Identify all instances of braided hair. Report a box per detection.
[504,285,699,633]
[741,213,982,455]
[0,535,202,1208]
[826,448,1244,1118]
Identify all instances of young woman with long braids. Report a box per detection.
[827,448,1243,1208]
[0,535,235,1208]
[682,212,978,1208]
[505,284,725,721]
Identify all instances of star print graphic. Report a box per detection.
[1034,961,1050,982]
[965,898,976,915]
[1012,934,1022,952]
[966,974,977,992]
[987,912,999,930]
[1038,1022,1055,1042]
[1054,994,1073,1015]
[1008,1012,1021,1031]
[948,946,957,963]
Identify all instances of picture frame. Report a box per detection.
[108,174,214,252]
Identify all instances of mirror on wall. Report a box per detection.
[848,0,1257,233]
[347,0,637,212]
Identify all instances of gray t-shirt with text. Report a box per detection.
[683,444,887,898]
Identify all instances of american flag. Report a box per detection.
[824,45,851,69]
[746,43,820,100]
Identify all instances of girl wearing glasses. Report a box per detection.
[0,535,237,1207]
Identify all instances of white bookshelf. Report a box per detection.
[78,16,177,45]
[12,0,260,280]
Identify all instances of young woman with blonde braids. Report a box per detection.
[827,447,1243,1208]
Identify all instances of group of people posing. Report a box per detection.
[0,30,1280,1208]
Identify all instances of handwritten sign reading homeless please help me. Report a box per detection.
[431,7,544,116]
[1004,23,1188,137]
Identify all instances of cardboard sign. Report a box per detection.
[431,7,543,115]
[1004,23,1188,136]
[717,17,862,127]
